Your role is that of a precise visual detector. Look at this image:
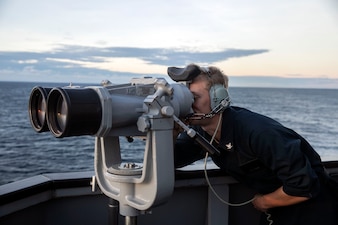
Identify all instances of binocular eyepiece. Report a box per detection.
[28,78,194,138]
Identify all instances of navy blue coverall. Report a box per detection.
[174,106,338,225]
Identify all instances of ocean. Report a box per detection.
[0,81,338,185]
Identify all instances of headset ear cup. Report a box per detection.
[209,84,229,109]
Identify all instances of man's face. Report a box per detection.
[189,78,212,117]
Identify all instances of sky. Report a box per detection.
[0,0,338,88]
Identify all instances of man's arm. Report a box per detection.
[252,186,309,212]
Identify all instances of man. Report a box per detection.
[173,64,338,225]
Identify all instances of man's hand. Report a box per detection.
[252,194,269,212]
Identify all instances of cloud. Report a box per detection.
[2,45,338,89]
[17,59,38,64]
[0,45,269,83]
[47,45,269,65]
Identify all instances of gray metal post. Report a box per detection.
[108,198,119,225]
[125,216,137,225]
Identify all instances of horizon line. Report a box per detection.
[1,75,338,90]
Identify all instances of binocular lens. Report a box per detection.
[28,87,52,132]
[47,87,102,137]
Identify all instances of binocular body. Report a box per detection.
[29,77,193,138]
